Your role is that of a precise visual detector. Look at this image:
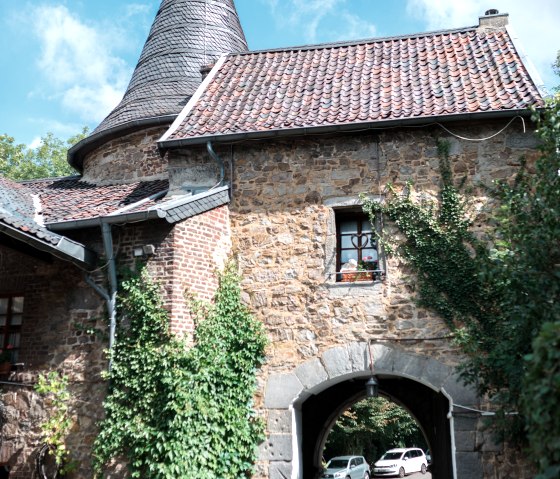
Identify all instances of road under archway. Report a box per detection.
[301,375,453,478]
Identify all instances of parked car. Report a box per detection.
[372,448,428,477]
[321,455,370,479]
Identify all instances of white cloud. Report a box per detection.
[28,137,43,149]
[406,0,560,91]
[261,0,376,44]
[30,5,133,123]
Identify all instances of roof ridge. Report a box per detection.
[234,24,480,56]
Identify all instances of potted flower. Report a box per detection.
[340,258,375,282]
[358,255,378,280]
[0,345,13,375]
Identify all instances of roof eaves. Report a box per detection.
[46,209,163,232]
[68,114,176,172]
[158,108,538,148]
[150,185,230,223]
[0,221,97,270]
[46,186,230,230]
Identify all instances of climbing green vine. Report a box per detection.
[362,97,560,472]
[93,261,267,478]
[35,371,76,475]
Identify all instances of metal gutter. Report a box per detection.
[157,108,536,148]
[46,209,163,232]
[0,222,96,270]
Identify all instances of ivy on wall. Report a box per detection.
[362,96,559,474]
[93,261,267,478]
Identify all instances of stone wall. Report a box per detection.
[214,119,538,478]
[81,126,169,184]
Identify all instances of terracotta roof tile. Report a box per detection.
[24,177,168,223]
[162,26,543,145]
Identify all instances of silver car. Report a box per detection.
[321,455,370,479]
[373,448,428,477]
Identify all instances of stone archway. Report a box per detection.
[261,342,484,479]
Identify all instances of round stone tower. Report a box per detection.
[68,0,247,184]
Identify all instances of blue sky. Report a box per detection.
[0,0,558,147]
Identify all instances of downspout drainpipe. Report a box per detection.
[206,140,224,188]
[101,221,118,371]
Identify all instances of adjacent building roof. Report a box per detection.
[23,177,229,230]
[0,177,96,269]
[160,21,545,147]
[69,0,248,171]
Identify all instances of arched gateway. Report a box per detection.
[262,342,483,479]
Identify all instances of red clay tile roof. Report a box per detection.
[161,26,545,145]
[24,177,169,223]
[0,176,97,268]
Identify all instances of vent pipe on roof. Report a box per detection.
[485,8,499,15]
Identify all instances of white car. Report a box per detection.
[321,455,370,479]
[372,448,428,477]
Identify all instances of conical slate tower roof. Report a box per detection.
[69,0,247,170]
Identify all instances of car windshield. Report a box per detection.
[381,452,403,460]
[328,459,348,469]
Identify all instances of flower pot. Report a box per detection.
[0,362,11,375]
[341,271,372,282]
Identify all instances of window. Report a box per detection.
[336,211,380,282]
[0,295,23,362]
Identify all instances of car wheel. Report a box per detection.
[398,466,405,478]
[421,463,427,474]
[364,472,370,479]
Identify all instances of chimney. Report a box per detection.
[478,9,509,29]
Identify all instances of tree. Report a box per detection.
[0,127,88,180]
[323,397,427,465]
[362,95,560,475]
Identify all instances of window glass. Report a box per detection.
[339,220,358,234]
[0,295,24,362]
[11,297,24,313]
[336,210,381,281]
[341,250,358,264]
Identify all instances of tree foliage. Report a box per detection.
[362,95,560,473]
[0,128,87,180]
[93,262,267,478]
[324,397,427,465]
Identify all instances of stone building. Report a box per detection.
[0,1,545,478]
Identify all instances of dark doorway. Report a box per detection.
[301,375,453,479]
